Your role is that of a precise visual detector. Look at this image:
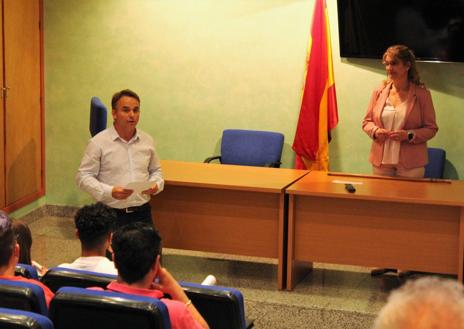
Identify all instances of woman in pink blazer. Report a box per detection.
[362,45,438,178]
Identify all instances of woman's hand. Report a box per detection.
[388,130,408,141]
[374,128,390,142]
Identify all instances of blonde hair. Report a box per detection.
[383,44,424,86]
[374,277,464,329]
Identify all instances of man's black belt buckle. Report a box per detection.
[124,207,135,213]
[118,203,149,214]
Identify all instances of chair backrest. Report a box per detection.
[220,129,284,167]
[180,282,252,329]
[424,147,446,179]
[0,307,54,329]
[49,287,171,329]
[15,264,39,280]
[41,267,116,293]
[89,96,107,137]
[0,279,48,316]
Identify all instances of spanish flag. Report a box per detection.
[292,0,339,171]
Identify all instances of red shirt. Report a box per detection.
[0,275,54,307]
[106,281,203,329]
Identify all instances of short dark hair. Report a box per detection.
[75,203,116,250]
[0,211,15,267]
[111,89,140,109]
[12,220,32,265]
[111,222,161,284]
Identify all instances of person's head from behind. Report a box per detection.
[12,220,32,265]
[111,222,162,284]
[374,276,464,329]
[75,202,116,254]
[383,44,422,86]
[0,211,19,272]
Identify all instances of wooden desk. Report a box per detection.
[286,171,464,290]
[150,160,308,289]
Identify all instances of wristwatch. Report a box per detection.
[407,131,414,141]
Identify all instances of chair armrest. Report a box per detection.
[204,156,221,163]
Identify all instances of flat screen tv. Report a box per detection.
[337,0,464,62]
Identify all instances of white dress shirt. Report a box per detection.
[58,256,117,276]
[381,98,407,165]
[76,125,164,208]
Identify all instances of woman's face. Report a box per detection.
[383,53,410,82]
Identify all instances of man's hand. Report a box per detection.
[152,267,186,302]
[152,267,210,328]
[142,184,159,195]
[112,187,134,200]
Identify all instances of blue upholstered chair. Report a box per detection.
[424,147,446,179]
[204,129,284,168]
[15,263,39,280]
[49,287,171,329]
[180,282,253,329]
[0,279,48,316]
[89,96,107,137]
[40,267,116,293]
[0,307,54,329]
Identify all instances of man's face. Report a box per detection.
[112,96,140,132]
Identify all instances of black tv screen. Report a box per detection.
[337,0,464,62]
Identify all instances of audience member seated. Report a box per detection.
[106,222,209,329]
[12,220,47,277]
[374,276,464,329]
[0,211,54,307]
[58,203,117,275]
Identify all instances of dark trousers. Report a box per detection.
[113,204,153,229]
[106,203,155,260]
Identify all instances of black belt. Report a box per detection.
[114,203,150,214]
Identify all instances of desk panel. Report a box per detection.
[153,185,280,257]
[286,171,464,290]
[151,160,308,289]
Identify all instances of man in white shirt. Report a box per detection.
[76,89,164,227]
[59,203,117,275]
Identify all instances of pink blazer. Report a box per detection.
[362,82,438,169]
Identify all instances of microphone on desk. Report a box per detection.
[345,184,356,193]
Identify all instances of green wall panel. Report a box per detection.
[43,0,464,206]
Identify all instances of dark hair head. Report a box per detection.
[75,203,116,250]
[111,222,161,284]
[111,89,140,109]
[383,44,423,86]
[12,221,32,265]
[0,211,16,267]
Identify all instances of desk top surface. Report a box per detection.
[287,171,464,206]
[161,160,309,193]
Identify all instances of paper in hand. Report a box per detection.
[125,181,154,194]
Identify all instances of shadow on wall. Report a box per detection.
[341,58,464,97]
[281,143,295,168]
[445,160,459,180]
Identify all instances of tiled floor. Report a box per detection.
[24,214,414,329]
